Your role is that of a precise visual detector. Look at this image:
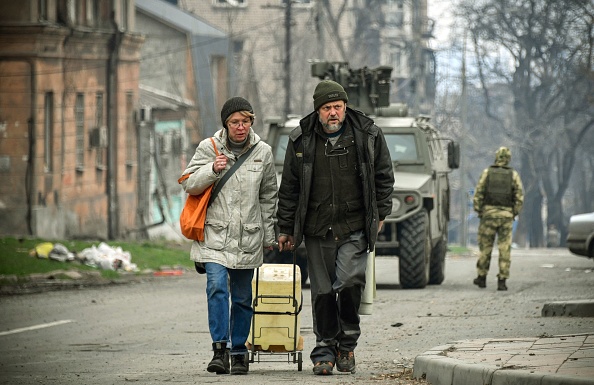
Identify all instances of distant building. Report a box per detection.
[0,0,434,240]
[0,1,143,239]
[179,0,435,121]
[134,0,233,240]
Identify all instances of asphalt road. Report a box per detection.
[0,248,593,384]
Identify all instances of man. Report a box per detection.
[472,146,524,291]
[276,80,394,375]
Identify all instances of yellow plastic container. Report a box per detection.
[249,263,302,352]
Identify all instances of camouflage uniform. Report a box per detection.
[473,147,524,287]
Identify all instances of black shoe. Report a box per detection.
[336,350,356,373]
[231,353,249,375]
[313,361,334,375]
[473,275,486,288]
[207,342,230,374]
[498,278,508,291]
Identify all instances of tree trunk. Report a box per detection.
[519,151,544,247]
[546,198,565,246]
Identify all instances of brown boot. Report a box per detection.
[497,279,508,291]
[473,275,486,288]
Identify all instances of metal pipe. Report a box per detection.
[359,249,376,315]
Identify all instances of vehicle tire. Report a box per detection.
[429,230,446,285]
[397,209,431,289]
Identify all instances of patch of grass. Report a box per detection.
[100,270,121,280]
[0,237,194,278]
[447,245,472,254]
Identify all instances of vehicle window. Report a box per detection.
[384,134,418,161]
[428,138,436,160]
[275,134,290,163]
[429,133,443,161]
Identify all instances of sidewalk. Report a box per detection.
[413,332,594,385]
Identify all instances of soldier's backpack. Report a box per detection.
[485,166,513,207]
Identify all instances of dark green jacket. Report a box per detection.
[277,107,394,251]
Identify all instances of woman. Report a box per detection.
[180,97,277,375]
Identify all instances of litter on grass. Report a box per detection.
[29,242,138,272]
[78,243,138,272]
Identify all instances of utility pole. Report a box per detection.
[460,32,468,247]
[284,0,292,119]
[410,0,421,115]
[107,16,123,240]
[315,0,324,59]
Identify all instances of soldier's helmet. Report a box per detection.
[495,146,511,165]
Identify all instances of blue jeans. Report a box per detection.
[204,262,254,354]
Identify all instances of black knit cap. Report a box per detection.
[313,80,348,111]
[220,96,253,128]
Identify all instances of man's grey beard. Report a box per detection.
[320,117,343,133]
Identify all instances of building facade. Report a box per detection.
[181,0,435,123]
[0,1,143,239]
[135,0,232,240]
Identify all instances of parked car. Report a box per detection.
[566,212,594,259]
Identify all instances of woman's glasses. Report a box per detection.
[228,119,252,129]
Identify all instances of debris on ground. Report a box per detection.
[368,368,429,383]
[29,242,138,272]
[78,242,138,272]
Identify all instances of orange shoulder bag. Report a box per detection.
[177,138,218,242]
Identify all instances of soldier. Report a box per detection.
[472,146,524,291]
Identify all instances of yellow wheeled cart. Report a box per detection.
[247,262,304,371]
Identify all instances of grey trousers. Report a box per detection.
[304,229,368,364]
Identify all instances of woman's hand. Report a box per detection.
[212,154,228,174]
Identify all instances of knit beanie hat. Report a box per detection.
[221,97,253,128]
[313,80,348,111]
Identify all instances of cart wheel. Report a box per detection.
[297,352,302,371]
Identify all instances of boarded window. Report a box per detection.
[125,92,135,165]
[95,92,105,167]
[215,0,247,7]
[75,93,85,170]
[44,92,53,172]
[120,0,128,30]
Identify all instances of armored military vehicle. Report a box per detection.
[266,62,459,289]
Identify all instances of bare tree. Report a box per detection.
[320,0,349,61]
[319,0,386,67]
[457,0,594,246]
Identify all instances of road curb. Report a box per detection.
[542,300,594,317]
[0,277,140,295]
[413,342,594,385]
[0,268,194,296]
[413,353,497,385]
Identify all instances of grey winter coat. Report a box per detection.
[181,129,277,269]
[277,107,394,251]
